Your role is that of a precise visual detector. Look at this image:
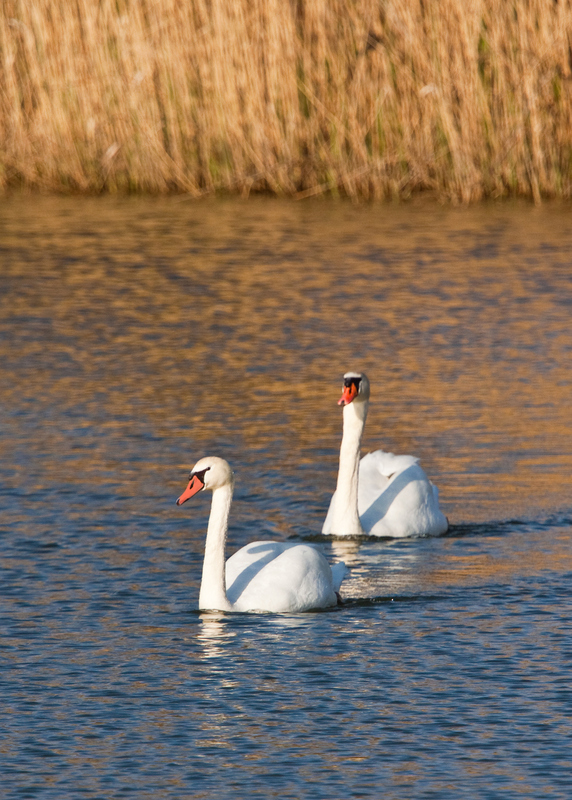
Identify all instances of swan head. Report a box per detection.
[338,371,370,406]
[176,456,234,505]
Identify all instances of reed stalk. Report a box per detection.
[1,0,571,200]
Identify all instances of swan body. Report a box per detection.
[177,456,348,612]
[322,372,448,538]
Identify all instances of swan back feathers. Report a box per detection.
[361,450,420,477]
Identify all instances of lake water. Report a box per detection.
[1,196,572,799]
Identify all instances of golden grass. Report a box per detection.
[1,0,572,200]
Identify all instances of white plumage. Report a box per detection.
[177,456,348,612]
[225,539,347,612]
[323,372,448,538]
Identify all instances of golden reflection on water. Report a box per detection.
[1,195,572,536]
[342,525,572,600]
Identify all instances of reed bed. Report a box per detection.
[1,0,572,200]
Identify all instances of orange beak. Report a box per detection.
[176,474,205,505]
[338,383,358,406]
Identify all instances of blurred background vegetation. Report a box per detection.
[1,0,572,201]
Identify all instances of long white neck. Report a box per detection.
[198,483,234,611]
[331,400,368,535]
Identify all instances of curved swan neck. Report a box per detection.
[199,483,234,611]
[332,400,369,535]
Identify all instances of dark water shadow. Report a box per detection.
[186,594,434,616]
[291,530,448,543]
[292,508,572,545]
[445,510,572,539]
[340,593,447,608]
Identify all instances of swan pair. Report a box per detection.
[177,372,447,613]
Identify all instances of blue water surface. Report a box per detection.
[1,197,572,799]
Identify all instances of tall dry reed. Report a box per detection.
[1,0,572,200]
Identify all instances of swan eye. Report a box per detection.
[344,376,362,392]
[190,466,211,484]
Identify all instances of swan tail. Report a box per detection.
[331,561,349,593]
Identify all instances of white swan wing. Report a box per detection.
[360,449,419,477]
[226,542,344,612]
[358,451,448,537]
[330,560,350,593]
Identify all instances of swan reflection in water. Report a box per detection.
[197,608,311,666]
[197,612,236,660]
[329,536,427,600]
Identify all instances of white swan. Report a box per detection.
[322,372,448,538]
[177,456,348,612]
